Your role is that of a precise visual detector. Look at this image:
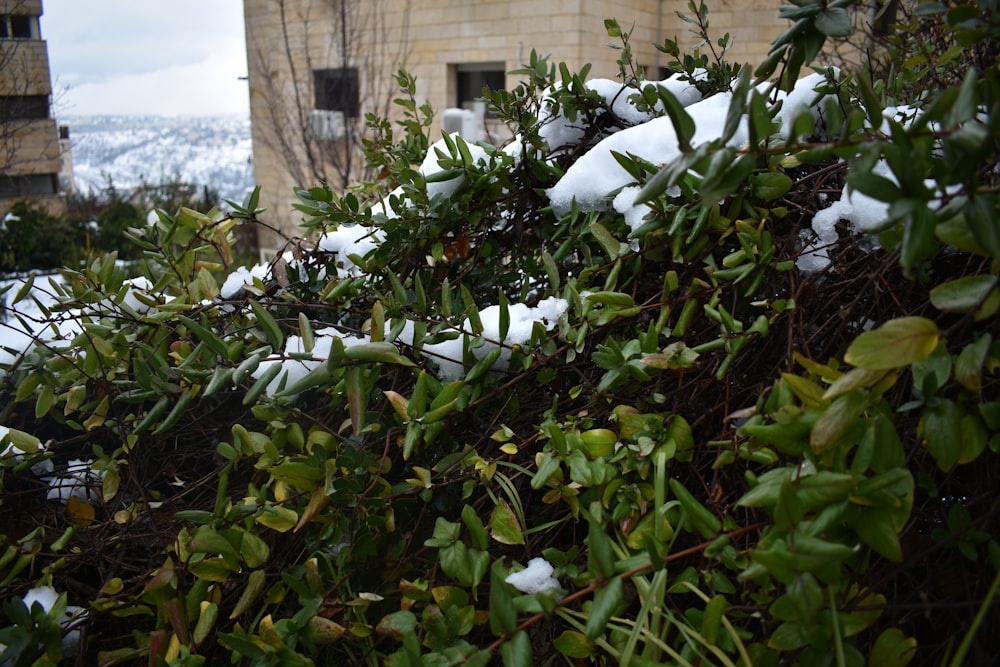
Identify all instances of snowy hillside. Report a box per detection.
[60,114,254,204]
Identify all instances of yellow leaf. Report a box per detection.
[67,495,95,526]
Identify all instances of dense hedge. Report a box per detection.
[1,1,998,665]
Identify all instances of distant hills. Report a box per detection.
[60,114,255,204]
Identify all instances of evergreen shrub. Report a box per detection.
[1,1,998,664]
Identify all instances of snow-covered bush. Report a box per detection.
[1,1,998,664]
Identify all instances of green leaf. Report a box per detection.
[343,341,415,366]
[750,172,793,201]
[584,577,624,641]
[586,503,616,578]
[376,610,417,640]
[814,7,852,36]
[189,557,235,582]
[845,317,940,370]
[955,333,991,391]
[669,478,721,538]
[923,398,962,471]
[554,630,593,659]
[465,347,503,383]
[853,507,904,561]
[490,560,518,634]
[34,385,54,419]
[238,531,270,568]
[769,621,810,651]
[579,428,617,458]
[642,342,700,371]
[964,196,1000,258]
[585,291,635,309]
[256,505,298,532]
[345,366,365,435]
[501,631,532,667]
[531,451,561,489]
[462,504,489,550]
[230,570,266,619]
[178,315,229,359]
[810,390,869,454]
[929,275,998,313]
[869,628,917,667]
[490,498,525,545]
[590,221,623,260]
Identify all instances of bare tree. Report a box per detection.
[247,0,411,193]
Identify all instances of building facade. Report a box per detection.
[243,0,788,242]
[0,0,64,217]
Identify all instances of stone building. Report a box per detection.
[0,0,64,217]
[242,0,788,243]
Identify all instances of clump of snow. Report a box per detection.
[98,276,157,314]
[16,585,84,656]
[547,91,747,218]
[505,557,560,594]
[422,134,491,200]
[538,72,704,154]
[44,458,103,503]
[252,325,370,397]
[796,159,893,272]
[420,297,568,381]
[768,71,838,140]
[219,263,272,299]
[316,224,384,278]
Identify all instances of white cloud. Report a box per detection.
[61,52,250,117]
[43,0,248,116]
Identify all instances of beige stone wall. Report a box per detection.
[0,0,65,217]
[0,40,52,96]
[243,0,789,241]
[0,1,42,15]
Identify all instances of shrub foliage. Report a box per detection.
[1,1,998,665]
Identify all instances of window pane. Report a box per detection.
[23,174,57,195]
[0,175,18,197]
[313,67,360,118]
[10,15,31,38]
[456,68,505,109]
[0,95,50,120]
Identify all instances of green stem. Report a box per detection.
[828,586,845,667]
[948,567,1000,667]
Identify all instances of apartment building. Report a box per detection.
[243,0,787,241]
[0,0,64,217]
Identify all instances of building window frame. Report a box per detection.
[0,95,50,120]
[0,173,59,198]
[454,62,506,112]
[0,14,38,40]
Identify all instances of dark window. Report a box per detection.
[455,64,505,110]
[313,67,359,118]
[0,174,58,197]
[0,14,35,39]
[0,95,49,120]
[10,15,31,37]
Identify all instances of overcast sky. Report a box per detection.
[42,0,250,117]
